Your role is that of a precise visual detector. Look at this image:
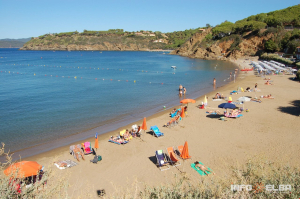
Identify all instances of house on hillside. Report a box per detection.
[296,47,300,60]
[199,29,206,32]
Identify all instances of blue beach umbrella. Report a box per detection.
[218,103,237,109]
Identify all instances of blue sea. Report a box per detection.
[0,48,237,156]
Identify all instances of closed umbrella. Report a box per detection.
[141,117,147,132]
[180,106,185,118]
[180,141,191,159]
[94,133,99,150]
[204,95,207,106]
[4,161,42,178]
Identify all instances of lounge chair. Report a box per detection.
[166,147,181,167]
[150,126,164,138]
[81,142,94,155]
[155,150,170,171]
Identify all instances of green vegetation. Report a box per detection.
[164,28,203,49]
[243,4,300,27]
[125,157,300,198]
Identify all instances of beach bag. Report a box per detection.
[98,155,102,161]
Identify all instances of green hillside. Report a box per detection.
[0,38,31,48]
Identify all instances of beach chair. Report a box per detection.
[81,142,94,155]
[166,147,181,167]
[155,150,170,171]
[165,118,176,128]
[150,126,164,138]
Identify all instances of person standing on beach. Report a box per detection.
[179,84,183,97]
[255,83,258,90]
[213,78,216,86]
[183,87,186,95]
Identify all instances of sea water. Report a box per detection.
[0,49,237,155]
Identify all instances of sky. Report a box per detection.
[0,0,298,39]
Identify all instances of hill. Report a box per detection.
[171,4,300,61]
[19,29,202,51]
[0,38,31,48]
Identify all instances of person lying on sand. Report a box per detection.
[194,161,215,176]
[206,110,223,115]
[213,92,224,99]
[251,98,262,103]
[264,77,271,80]
[110,136,124,142]
[261,94,274,99]
[265,80,273,85]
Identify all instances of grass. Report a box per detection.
[106,156,300,199]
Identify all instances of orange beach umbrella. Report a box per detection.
[180,107,185,118]
[180,99,196,104]
[141,117,147,131]
[180,141,191,159]
[94,133,99,150]
[4,161,42,178]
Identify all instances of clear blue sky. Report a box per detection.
[0,0,298,39]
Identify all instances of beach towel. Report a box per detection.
[212,99,223,101]
[191,162,212,176]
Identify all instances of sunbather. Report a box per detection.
[213,92,224,99]
[194,161,215,176]
[265,80,273,85]
[251,98,262,103]
[170,108,176,114]
[261,94,274,99]
[206,110,223,115]
[73,145,85,161]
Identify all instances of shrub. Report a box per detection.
[0,143,68,198]
[136,157,300,199]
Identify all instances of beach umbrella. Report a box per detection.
[4,161,42,178]
[180,99,196,108]
[141,117,147,132]
[218,103,236,109]
[237,97,251,102]
[180,141,191,172]
[180,107,185,118]
[204,95,207,106]
[94,133,99,150]
[180,141,191,160]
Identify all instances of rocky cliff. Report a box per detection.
[170,29,273,60]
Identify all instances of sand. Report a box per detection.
[21,57,300,198]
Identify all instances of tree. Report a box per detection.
[206,24,211,28]
[264,39,278,52]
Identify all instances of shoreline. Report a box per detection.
[21,58,246,162]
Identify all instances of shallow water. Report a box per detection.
[0,49,237,153]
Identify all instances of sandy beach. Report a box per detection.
[21,57,300,198]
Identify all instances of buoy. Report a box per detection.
[74,76,77,79]
[134,80,136,83]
